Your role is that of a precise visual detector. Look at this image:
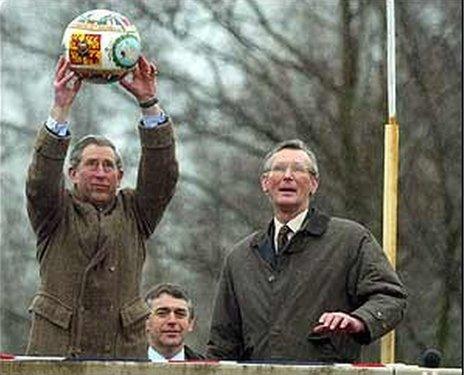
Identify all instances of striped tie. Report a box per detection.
[277,225,292,253]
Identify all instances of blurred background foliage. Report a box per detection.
[0,0,461,366]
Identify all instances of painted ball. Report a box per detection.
[61,9,141,84]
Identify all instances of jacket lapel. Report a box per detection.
[250,221,277,268]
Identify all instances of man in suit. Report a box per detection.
[145,283,204,361]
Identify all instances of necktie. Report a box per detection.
[277,225,292,253]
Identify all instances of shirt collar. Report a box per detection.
[273,209,308,250]
[148,346,185,362]
[274,209,308,234]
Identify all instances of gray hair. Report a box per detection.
[69,135,123,171]
[145,283,194,320]
[262,139,319,178]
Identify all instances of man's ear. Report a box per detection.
[117,169,124,187]
[68,167,78,184]
[187,317,196,333]
[260,173,269,194]
[309,175,319,196]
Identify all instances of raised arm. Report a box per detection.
[26,57,82,241]
[50,56,83,122]
[119,55,162,117]
[119,56,179,236]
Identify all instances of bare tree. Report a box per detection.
[0,0,461,365]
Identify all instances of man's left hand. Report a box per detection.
[119,55,158,103]
[312,312,365,335]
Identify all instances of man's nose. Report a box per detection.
[283,166,294,179]
[93,164,107,175]
[166,311,178,321]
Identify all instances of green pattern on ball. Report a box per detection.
[112,34,141,69]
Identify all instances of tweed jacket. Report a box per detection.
[207,208,407,362]
[25,122,178,359]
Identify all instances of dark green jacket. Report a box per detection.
[25,122,178,359]
[184,345,205,360]
[207,209,407,362]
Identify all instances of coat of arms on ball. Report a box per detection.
[62,9,141,84]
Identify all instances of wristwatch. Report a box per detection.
[139,96,159,108]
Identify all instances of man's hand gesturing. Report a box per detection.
[312,312,366,335]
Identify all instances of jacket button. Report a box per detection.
[109,266,116,272]
[377,311,383,318]
[79,306,85,313]
[268,275,275,282]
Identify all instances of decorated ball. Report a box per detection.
[61,9,141,84]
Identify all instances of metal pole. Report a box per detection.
[381,0,399,364]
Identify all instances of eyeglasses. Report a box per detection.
[82,158,117,173]
[267,162,315,176]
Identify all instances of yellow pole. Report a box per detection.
[382,0,398,363]
[381,117,399,363]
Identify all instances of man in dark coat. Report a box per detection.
[207,139,407,363]
[25,55,178,359]
[145,283,204,361]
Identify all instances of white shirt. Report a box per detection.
[148,346,185,362]
[273,209,308,253]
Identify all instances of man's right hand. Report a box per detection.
[50,56,83,122]
[312,311,366,335]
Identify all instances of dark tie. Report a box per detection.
[277,225,292,253]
